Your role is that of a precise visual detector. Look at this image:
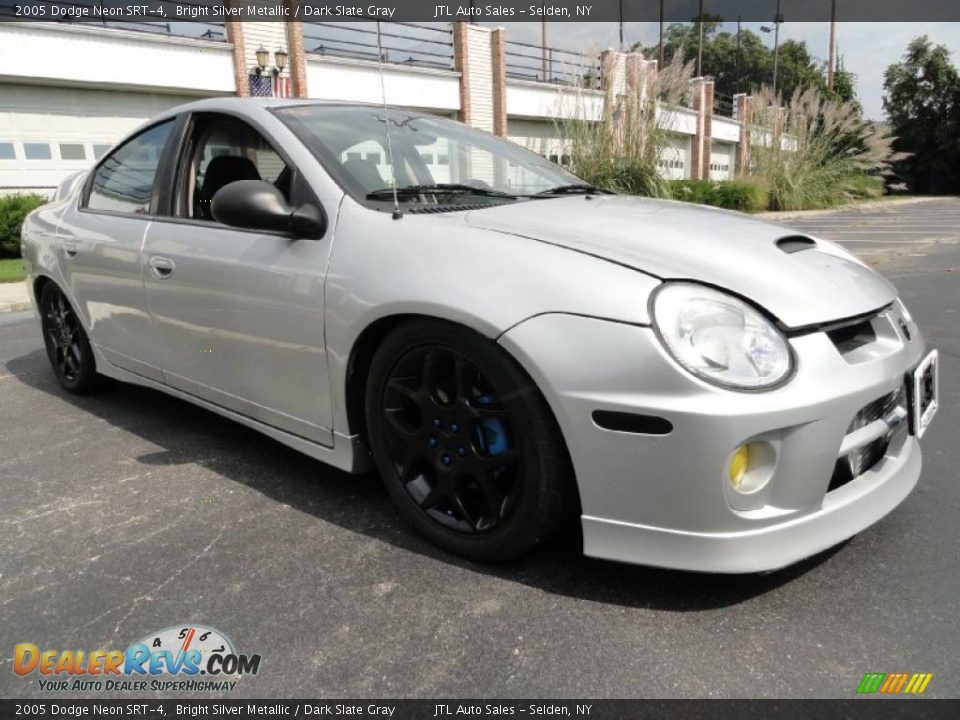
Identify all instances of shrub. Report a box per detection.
[712,179,770,212]
[668,179,716,205]
[747,86,899,211]
[0,194,47,258]
[667,178,770,212]
[842,173,885,200]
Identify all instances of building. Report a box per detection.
[0,19,747,196]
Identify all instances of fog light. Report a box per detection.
[729,445,749,489]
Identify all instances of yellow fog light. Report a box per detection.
[729,445,750,489]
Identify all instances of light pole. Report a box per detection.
[696,0,704,77]
[659,0,664,68]
[760,0,783,95]
[827,0,837,92]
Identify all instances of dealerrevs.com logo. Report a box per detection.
[14,624,261,693]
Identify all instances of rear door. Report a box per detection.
[56,118,180,381]
[141,112,334,446]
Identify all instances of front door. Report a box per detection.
[142,113,334,445]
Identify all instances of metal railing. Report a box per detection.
[504,40,600,87]
[303,21,454,71]
[714,92,735,118]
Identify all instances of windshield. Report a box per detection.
[273,104,581,205]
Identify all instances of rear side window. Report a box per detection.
[86,121,173,215]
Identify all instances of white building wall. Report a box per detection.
[304,57,460,112]
[0,23,234,95]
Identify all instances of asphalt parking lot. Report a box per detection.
[1,198,958,699]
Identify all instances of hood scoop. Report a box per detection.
[776,236,818,254]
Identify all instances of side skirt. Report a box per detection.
[91,345,372,474]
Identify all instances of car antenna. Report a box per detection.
[375,20,402,220]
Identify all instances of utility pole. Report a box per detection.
[618,0,624,50]
[541,9,547,81]
[736,15,742,95]
[696,0,704,77]
[771,0,782,95]
[827,0,837,91]
[659,0,665,67]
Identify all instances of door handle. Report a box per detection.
[149,255,176,279]
[63,240,78,257]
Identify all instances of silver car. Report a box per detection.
[21,98,939,573]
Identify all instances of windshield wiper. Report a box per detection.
[367,184,517,200]
[533,183,611,196]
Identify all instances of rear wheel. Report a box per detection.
[39,283,101,394]
[365,319,575,562]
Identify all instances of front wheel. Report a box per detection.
[365,319,576,562]
[39,282,101,394]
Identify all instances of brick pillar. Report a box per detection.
[600,49,626,123]
[689,78,706,179]
[225,20,248,97]
[701,78,714,180]
[453,23,498,133]
[734,93,753,176]
[285,17,308,97]
[491,27,507,137]
[453,22,472,125]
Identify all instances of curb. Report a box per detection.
[757,196,948,221]
[0,300,31,313]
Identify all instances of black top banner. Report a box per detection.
[3,0,960,23]
[2,700,960,720]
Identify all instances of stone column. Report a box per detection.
[734,92,753,176]
[285,17,309,97]
[491,27,508,137]
[225,20,248,97]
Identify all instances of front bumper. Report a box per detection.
[499,307,928,573]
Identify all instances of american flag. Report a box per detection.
[249,74,291,98]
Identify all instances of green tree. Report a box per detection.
[647,22,842,107]
[883,36,960,193]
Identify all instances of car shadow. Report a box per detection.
[6,348,843,612]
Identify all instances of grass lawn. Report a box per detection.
[0,258,26,283]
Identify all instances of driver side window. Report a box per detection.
[178,115,292,221]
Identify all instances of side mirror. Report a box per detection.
[211,179,326,239]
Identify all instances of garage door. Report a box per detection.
[709,141,736,181]
[657,134,690,180]
[0,85,202,196]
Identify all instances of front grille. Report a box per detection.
[828,319,877,355]
[828,388,905,491]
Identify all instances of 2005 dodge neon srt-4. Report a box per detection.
[21,99,939,573]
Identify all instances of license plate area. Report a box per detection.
[906,350,939,439]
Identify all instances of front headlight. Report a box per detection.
[651,282,794,390]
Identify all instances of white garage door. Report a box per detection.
[709,141,736,181]
[657,135,690,180]
[0,85,203,196]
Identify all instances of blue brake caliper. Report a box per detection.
[476,395,508,456]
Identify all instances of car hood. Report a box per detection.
[462,195,896,329]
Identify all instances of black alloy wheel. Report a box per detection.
[365,319,576,562]
[39,282,101,394]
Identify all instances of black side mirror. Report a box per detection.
[211,179,326,239]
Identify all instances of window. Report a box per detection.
[86,120,173,215]
[24,143,52,160]
[276,105,578,201]
[59,144,87,161]
[179,115,292,221]
[0,143,14,160]
[93,144,111,160]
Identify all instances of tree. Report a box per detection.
[646,22,838,105]
[883,36,960,193]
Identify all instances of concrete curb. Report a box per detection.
[0,281,31,313]
[757,196,948,221]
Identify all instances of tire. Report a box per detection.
[39,282,101,395]
[365,318,576,562]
